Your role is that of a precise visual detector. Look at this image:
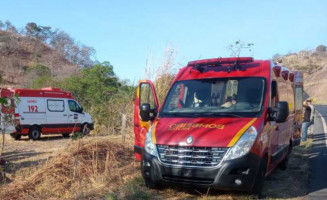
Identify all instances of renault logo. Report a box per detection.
[186,136,193,144]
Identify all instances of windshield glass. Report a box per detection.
[161,77,265,117]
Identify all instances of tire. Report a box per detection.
[82,123,90,136]
[29,127,41,140]
[279,154,289,170]
[251,159,267,198]
[145,179,160,189]
[10,133,21,140]
[62,133,70,138]
[279,145,292,170]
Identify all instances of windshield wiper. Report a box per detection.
[164,112,196,117]
[200,112,243,118]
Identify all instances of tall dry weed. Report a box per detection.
[144,46,177,104]
[0,137,136,200]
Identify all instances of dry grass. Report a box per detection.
[0,134,312,200]
[107,140,313,200]
[263,139,312,199]
[0,136,137,200]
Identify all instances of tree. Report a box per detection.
[0,20,4,30]
[272,54,283,63]
[50,30,95,67]
[316,45,326,53]
[25,22,52,42]
[63,61,119,107]
[227,40,254,57]
[5,20,17,33]
[0,95,16,155]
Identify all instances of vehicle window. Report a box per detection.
[139,83,156,110]
[161,77,265,117]
[271,80,277,107]
[295,87,303,111]
[47,100,64,112]
[68,100,81,113]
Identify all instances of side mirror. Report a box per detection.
[80,106,84,113]
[275,101,289,123]
[140,103,151,121]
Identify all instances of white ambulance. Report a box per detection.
[10,87,93,140]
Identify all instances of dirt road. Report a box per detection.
[1,134,71,181]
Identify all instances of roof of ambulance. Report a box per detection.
[11,88,74,99]
[175,57,271,81]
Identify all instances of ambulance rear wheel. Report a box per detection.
[62,133,69,137]
[29,127,41,140]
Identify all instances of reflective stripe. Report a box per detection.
[227,118,257,147]
[152,121,158,144]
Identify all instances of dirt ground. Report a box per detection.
[0,134,312,200]
[1,134,72,181]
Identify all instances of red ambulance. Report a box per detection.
[134,57,303,195]
[4,87,93,140]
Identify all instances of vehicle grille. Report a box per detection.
[157,145,228,167]
[162,175,214,184]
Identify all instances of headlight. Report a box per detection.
[144,127,158,157]
[224,126,257,160]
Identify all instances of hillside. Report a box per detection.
[276,45,327,103]
[0,30,80,87]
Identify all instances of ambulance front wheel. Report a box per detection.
[10,133,21,140]
[82,123,90,135]
[29,127,41,140]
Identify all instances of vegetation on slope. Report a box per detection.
[273,44,327,103]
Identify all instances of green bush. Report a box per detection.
[26,64,51,77]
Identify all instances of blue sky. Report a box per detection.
[1,0,326,83]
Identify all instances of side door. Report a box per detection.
[67,99,83,132]
[293,86,303,146]
[134,80,159,161]
[45,99,68,133]
[269,80,280,166]
[277,80,293,153]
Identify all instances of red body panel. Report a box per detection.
[154,117,254,147]
[134,57,300,173]
[175,60,270,81]
[134,80,159,160]
[12,87,74,99]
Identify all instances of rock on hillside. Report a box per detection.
[0,30,79,87]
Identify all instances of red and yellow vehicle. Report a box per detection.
[134,57,303,195]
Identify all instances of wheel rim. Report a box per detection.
[32,130,39,138]
[83,124,90,135]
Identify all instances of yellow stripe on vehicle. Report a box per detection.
[151,121,157,144]
[227,118,257,147]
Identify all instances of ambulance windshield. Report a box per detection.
[161,77,265,117]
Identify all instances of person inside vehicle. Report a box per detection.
[221,94,237,108]
[193,89,210,107]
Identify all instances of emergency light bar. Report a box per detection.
[188,57,253,66]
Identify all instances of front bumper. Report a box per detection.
[141,150,261,191]
[89,123,94,130]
